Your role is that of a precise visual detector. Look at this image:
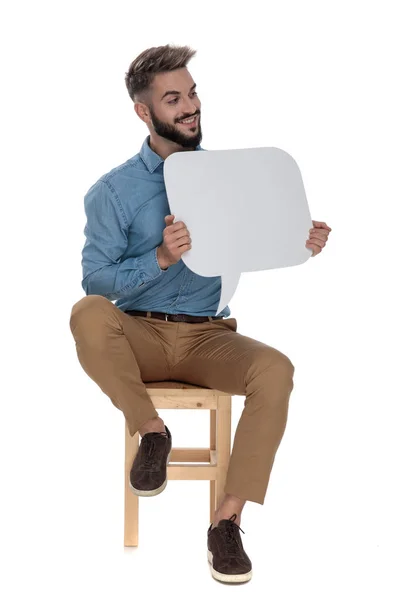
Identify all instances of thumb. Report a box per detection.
[165,214,175,222]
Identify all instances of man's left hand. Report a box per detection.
[306,221,332,257]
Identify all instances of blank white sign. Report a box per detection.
[164,146,313,315]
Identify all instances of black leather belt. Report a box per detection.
[124,310,224,323]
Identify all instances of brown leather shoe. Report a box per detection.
[129,425,172,497]
[207,514,253,583]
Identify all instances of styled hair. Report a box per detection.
[125,44,197,106]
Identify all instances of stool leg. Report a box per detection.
[215,396,232,514]
[124,422,139,546]
[210,408,217,523]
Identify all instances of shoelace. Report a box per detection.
[219,514,246,555]
[142,432,168,469]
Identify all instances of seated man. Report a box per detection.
[69,43,330,584]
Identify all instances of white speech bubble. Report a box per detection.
[164,147,313,315]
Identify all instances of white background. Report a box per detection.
[1,0,399,598]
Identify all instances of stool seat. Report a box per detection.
[124,381,232,547]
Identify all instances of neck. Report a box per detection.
[148,134,195,161]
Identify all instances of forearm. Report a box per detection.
[82,247,167,299]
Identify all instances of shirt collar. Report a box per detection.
[140,134,204,174]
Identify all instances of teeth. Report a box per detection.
[181,117,196,123]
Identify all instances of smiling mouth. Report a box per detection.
[178,115,198,125]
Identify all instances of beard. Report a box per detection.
[148,105,202,149]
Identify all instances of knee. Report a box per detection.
[278,353,295,377]
[268,358,295,390]
[271,352,295,380]
[249,349,295,383]
[69,295,111,332]
[247,352,295,408]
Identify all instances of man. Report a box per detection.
[69,44,331,584]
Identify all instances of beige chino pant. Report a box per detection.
[69,295,295,505]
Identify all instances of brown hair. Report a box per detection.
[125,44,197,106]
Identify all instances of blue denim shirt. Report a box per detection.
[81,135,230,317]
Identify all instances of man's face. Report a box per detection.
[145,68,202,148]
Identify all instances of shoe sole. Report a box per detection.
[129,448,172,497]
[207,550,253,583]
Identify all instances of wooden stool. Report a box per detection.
[124,381,232,547]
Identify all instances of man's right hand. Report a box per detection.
[157,215,192,270]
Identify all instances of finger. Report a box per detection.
[309,230,329,242]
[305,242,321,256]
[174,224,189,236]
[312,220,332,231]
[172,221,187,232]
[173,239,191,249]
[175,231,190,242]
[167,221,186,235]
[312,220,331,229]
[307,238,325,248]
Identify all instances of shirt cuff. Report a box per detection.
[137,247,167,284]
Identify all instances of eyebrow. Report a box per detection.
[161,83,197,101]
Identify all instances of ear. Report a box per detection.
[134,102,149,124]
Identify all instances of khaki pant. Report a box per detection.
[69,295,295,505]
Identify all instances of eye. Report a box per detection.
[167,91,198,105]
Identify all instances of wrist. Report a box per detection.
[156,246,169,270]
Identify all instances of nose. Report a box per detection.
[182,100,199,118]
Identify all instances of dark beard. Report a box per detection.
[149,106,202,149]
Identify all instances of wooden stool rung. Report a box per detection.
[169,448,210,462]
[167,464,217,480]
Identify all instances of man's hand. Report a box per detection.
[157,214,192,269]
[306,220,332,257]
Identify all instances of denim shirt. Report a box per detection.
[81,135,230,317]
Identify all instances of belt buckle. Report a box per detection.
[165,313,169,321]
